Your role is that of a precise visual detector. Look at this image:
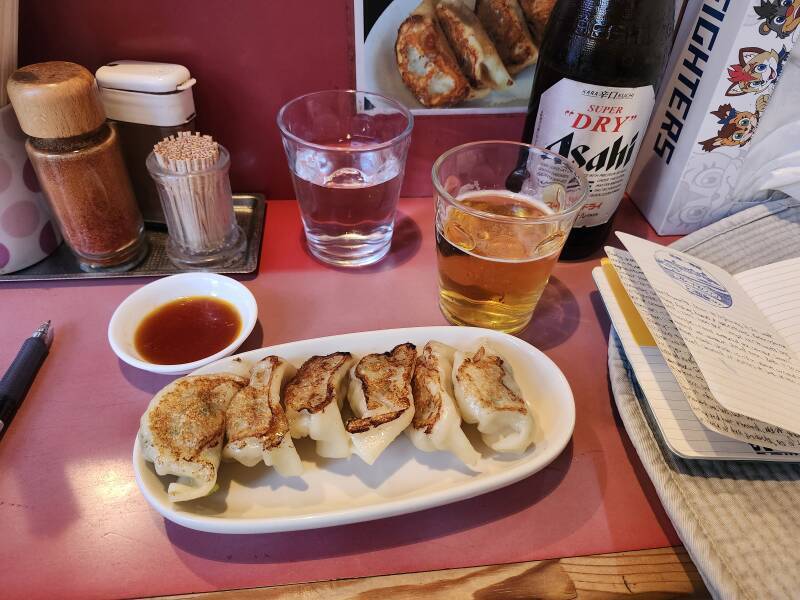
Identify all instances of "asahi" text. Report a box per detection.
[546,132,639,172]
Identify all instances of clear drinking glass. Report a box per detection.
[277,90,413,267]
[433,141,588,334]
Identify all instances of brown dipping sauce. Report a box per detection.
[134,296,241,365]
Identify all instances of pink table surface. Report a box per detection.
[0,197,680,600]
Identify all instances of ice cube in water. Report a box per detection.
[324,168,367,187]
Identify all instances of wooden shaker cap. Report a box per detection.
[6,61,107,138]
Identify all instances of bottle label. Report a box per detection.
[531,79,655,228]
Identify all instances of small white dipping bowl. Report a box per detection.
[108,273,258,375]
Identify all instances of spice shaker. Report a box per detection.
[6,61,147,272]
[96,61,197,225]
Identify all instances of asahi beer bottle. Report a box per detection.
[519,0,674,259]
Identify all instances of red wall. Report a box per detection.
[19,0,525,199]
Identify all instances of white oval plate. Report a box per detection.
[133,326,574,534]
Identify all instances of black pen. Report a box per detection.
[0,321,53,436]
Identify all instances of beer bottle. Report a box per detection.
[519,0,674,259]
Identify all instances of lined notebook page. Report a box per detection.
[593,265,799,461]
[617,234,800,440]
[735,257,800,357]
[606,246,800,450]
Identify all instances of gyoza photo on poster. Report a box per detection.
[354,0,553,114]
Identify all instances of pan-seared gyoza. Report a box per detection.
[139,374,247,502]
[407,341,482,469]
[223,356,303,477]
[475,0,538,75]
[346,343,417,465]
[517,0,557,45]
[453,341,534,453]
[395,0,475,107]
[435,0,513,92]
[285,352,355,459]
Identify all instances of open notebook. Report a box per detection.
[594,234,800,461]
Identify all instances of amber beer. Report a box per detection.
[434,141,587,332]
[436,191,562,333]
[519,0,674,259]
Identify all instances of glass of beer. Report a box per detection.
[433,141,587,333]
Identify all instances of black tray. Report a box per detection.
[0,194,265,282]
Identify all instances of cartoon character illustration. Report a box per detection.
[754,0,800,39]
[699,104,759,152]
[726,45,790,111]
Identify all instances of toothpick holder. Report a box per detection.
[146,144,245,269]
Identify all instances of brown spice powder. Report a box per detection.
[28,124,143,263]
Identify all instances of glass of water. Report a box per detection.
[277,90,413,267]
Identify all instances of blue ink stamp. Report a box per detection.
[655,251,733,308]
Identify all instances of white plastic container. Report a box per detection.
[627,0,797,234]
[96,60,197,224]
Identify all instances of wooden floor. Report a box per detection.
[161,546,710,599]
